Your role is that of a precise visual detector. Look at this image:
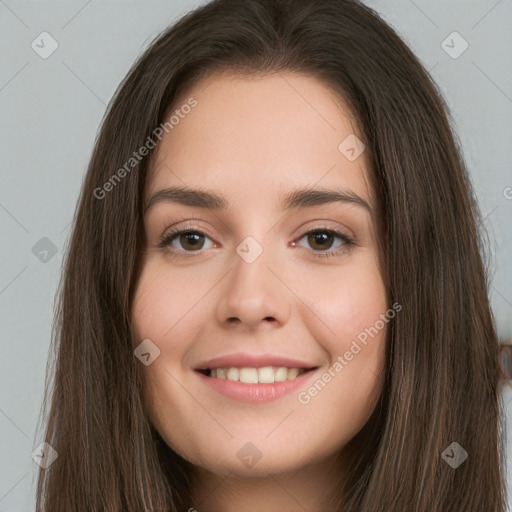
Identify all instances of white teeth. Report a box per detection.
[274,367,288,382]
[287,368,299,380]
[239,368,259,383]
[226,367,239,381]
[258,366,274,383]
[208,366,306,383]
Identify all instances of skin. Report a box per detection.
[131,71,388,512]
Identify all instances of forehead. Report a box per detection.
[146,70,372,208]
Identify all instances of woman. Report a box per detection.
[35,0,506,510]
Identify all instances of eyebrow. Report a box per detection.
[145,185,374,214]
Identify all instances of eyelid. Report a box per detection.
[292,219,355,240]
[292,227,355,259]
[159,219,215,240]
[157,223,217,252]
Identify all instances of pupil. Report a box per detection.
[182,232,203,250]
[309,231,332,250]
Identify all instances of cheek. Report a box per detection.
[298,254,387,410]
[131,261,194,342]
[299,252,388,348]
[131,264,191,415]
[131,265,198,440]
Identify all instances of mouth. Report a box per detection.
[195,366,319,384]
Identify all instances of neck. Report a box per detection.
[190,451,347,512]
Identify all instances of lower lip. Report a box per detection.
[195,369,318,403]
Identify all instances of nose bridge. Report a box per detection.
[215,232,291,328]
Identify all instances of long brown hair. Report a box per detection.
[35,0,506,510]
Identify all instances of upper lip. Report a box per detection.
[195,353,319,370]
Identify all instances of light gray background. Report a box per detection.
[1,1,511,510]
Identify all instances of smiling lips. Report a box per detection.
[195,352,319,388]
[205,366,307,383]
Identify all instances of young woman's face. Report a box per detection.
[131,71,388,478]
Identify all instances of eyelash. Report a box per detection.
[157,226,356,259]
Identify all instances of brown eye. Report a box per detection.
[307,230,336,251]
[295,228,355,259]
[178,231,205,251]
[158,230,213,252]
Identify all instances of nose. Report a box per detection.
[215,244,292,331]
